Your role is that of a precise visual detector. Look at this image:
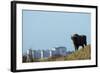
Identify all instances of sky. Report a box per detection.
[22,10,91,54]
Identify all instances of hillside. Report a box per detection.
[64,45,91,60]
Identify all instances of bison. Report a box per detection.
[71,34,87,51]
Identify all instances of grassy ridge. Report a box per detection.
[64,45,91,60]
[46,44,91,61]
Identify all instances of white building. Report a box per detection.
[26,47,67,60]
[26,49,33,62]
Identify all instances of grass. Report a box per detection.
[23,44,91,63]
[47,44,91,61]
[64,44,91,60]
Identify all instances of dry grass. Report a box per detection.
[24,45,91,63]
[46,45,91,61]
[64,45,91,60]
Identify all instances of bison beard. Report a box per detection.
[71,34,87,51]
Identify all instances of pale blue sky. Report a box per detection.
[22,10,91,53]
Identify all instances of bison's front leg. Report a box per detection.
[75,46,78,51]
[85,42,87,46]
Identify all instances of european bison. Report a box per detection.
[71,34,87,51]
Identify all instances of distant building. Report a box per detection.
[43,50,50,58]
[26,49,33,62]
[33,50,41,59]
[26,46,68,60]
[54,47,67,56]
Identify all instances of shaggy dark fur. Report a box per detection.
[71,34,87,51]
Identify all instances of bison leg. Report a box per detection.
[85,42,87,46]
[83,41,87,47]
[82,45,84,48]
[75,46,78,51]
